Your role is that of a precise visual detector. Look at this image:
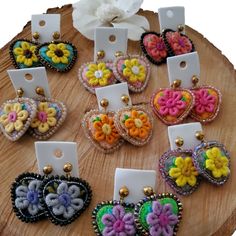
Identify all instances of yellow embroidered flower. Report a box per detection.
[123,59,146,83]
[13,41,38,66]
[0,103,28,133]
[85,63,111,86]
[205,147,230,178]
[46,43,70,64]
[30,102,57,133]
[169,157,198,187]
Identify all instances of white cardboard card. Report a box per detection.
[31,14,61,43]
[167,52,200,88]
[168,122,203,150]
[95,83,132,112]
[114,168,156,204]
[94,27,128,61]
[7,67,51,98]
[35,141,79,177]
[158,6,185,33]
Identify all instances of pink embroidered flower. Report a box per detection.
[147,201,178,236]
[102,205,136,236]
[144,34,167,61]
[194,89,216,114]
[166,31,192,55]
[158,90,186,116]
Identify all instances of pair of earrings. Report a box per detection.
[11,163,92,226]
[92,186,183,236]
[9,31,77,72]
[140,25,195,65]
[0,87,66,141]
[82,94,153,153]
[159,131,230,196]
[151,76,221,125]
[78,50,151,94]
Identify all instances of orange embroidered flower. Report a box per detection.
[93,114,120,144]
[124,110,151,139]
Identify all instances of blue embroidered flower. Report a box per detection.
[15,180,43,216]
[45,182,84,219]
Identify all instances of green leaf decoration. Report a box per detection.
[93,117,101,122]
[124,114,129,120]
[53,182,58,190]
[202,152,208,160]
[122,64,126,70]
[47,186,55,193]
[181,96,186,101]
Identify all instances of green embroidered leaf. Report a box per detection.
[160,92,164,96]
[47,186,55,193]
[181,96,186,101]
[21,104,26,110]
[202,152,208,160]
[124,114,129,120]
[122,64,126,70]
[92,117,101,122]
[53,182,58,189]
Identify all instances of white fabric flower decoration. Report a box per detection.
[72,0,150,41]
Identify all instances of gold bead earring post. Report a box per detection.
[97,50,105,60]
[121,94,130,106]
[192,75,199,87]
[115,51,124,57]
[100,98,109,112]
[195,131,204,142]
[143,186,154,197]
[63,162,73,179]
[17,88,24,98]
[175,137,184,148]
[33,32,40,40]
[52,31,60,40]
[43,164,53,176]
[35,86,45,97]
[119,186,129,202]
[171,79,181,89]
[178,24,185,32]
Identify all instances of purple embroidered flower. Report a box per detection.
[158,89,186,116]
[102,205,136,236]
[193,89,216,114]
[147,201,178,236]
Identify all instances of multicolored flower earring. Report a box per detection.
[78,50,117,94]
[114,94,153,146]
[39,162,92,226]
[193,131,230,185]
[113,51,151,92]
[150,80,195,125]
[189,76,222,123]
[28,86,67,140]
[82,98,124,153]
[0,88,37,141]
[92,186,136,235]
[134,186,183,236]
[11,164,53,223]
[35,32,78,72]
[159,137,200,195]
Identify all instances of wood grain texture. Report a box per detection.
[0,4,235,236]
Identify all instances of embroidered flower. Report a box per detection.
[13,41,39,66]
[124,110,151,139]
[102,205,136,235]
[123,59,146,83]
[30,102,57,133]
[46,43,70,64]
[169,157,198,187]
[205,147,230,178]
[147,201,178,236]
[0,103,29,133]
[15,180,43,216]
[158,90,186,116]
[45,182,84,219]
[93,114,120,144]
[144,34,167,61]
[166,31,193,55]
[85,63,112,86]
[193,89,216,114]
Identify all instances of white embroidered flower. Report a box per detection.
[72,0,150,41]
[15,180,44,216]
[45,182,84,219]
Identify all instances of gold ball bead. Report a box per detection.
[192,75,199,85]
[115,51,124,57]
[100,98,109,108]
[175,137,184,147]
[35,87,45,96]
[172,80,181,88]
[43,165,53,175]
[63,163,73,173]
[17,88,24,97]
[33,32,40,40]
[121,95,130,105]
[53,31,60,40]
[143,186,154,197]
[119,186,129,199]
[97,50,105,60]
[195,131,204,141]
[178,24,185,32]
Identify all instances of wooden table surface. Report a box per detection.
[0,4,235,236]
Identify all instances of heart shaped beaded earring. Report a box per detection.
[134,186,183,235]
[92,186,136,235]
[82,97,124,153]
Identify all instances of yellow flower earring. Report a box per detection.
[113,51,151,93]
[193,131,230,185]
[159,136,200,195]
[28,86,67,140]
[0,88,37,141]
[78,50,117,94]
[82,97,124,153]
